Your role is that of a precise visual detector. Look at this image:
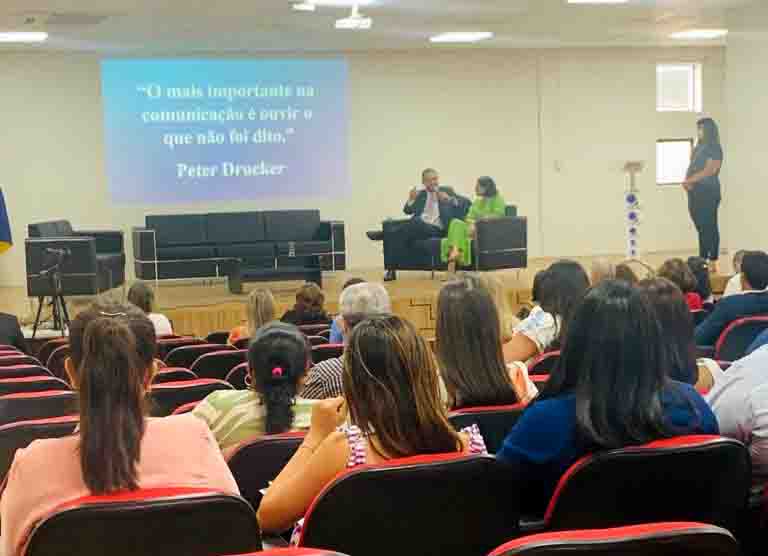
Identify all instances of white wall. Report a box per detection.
[0,47,724,286]
[724,4,768,253]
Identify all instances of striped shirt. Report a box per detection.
[301,357,344,399]
[192,390,316,450]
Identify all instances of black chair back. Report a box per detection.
[0,354,42,368]
[0,365,53,379]
[152,368,198,384]
[226,363,249,390]
[25,487,262,556]
[37,338,69,369]
[528,351,560,376]
[489,522,739,556]
[298,324,332,336]
[448,403,526,454]
[227,432,305,510]
[46,345,70,380]
[190,350,247,380]
[0,376,70,396]
[0,390,77,426]
[312,344,343,364]
[165,344,235,369]
[205,331,230,345]
[149,379,233,416]
[543,436,750,532]
[298,454,520,556]
[0,415,78,481]
[715,316,768,361]
[156,337,205,360]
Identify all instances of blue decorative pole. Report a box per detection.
[623,162,645,261]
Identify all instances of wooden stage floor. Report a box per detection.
[2,251,731,340]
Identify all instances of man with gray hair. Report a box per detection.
[301,282,391,399]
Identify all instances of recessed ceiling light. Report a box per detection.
[670,29,729,40]
[430,32,494,44]
[0,31,48,43]
[567,0,629,4]
[292,1,316,12]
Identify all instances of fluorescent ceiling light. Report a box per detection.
[567,0,629,4]
[335,4,372,30]
[670,29,728,40]
[335,16,372,30]
[292,1,316,11]
[315,0,375,5]
[430,32,494,44]
[0,31,48,43]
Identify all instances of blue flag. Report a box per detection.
[0,188,12,254]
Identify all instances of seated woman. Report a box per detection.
[476,274,519,342]
[496,280,718,516]
[639,278,723,390]
[658,258,704,311]
[329,278,366,344]
[281,283,330,326]
[1,303,238,556]
[441,176,506,273]
[127,281,173,336]
[195,322,316,451]
[503,260,590,365]
[257,315,487,534]
[590,258,615,286]
[687,256,714,304]
[437,275,537,407]
[228,288,276,346]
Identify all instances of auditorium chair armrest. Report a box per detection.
[73,230,124,254]
[518,516,547,534]
[261,535,290,549]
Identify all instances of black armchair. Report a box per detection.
[26,220,126,296]
[382,206,527,273]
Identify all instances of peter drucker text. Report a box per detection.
[177,162,287,178]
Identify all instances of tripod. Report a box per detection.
[32,262,71,338]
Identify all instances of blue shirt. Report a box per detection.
[329,319,344,344]
[747,329,768,356]
[695,290,768,346]
[497,382,718,514]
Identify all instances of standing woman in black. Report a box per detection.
[684,118,724,273]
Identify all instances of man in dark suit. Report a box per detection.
[383,168,469,281]
[696,251,768,346]
[0,312,28,354]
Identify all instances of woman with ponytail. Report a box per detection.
[194,321,316,450]
[1,303,238,556]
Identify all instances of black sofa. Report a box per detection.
[133,210,345,292]
[26,220,126,296]
[382,206,527,273]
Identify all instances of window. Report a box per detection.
[656,63,702,112]
[657,138,693,185]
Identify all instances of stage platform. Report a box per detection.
[2,251,731,341]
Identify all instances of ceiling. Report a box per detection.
[0,0,760,53]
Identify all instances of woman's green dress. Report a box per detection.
[441,194,507,266]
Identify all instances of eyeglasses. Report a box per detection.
[99,311,127,318]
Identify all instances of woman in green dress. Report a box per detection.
[442,176,506,273]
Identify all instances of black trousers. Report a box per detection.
[383,219,444,268]
[688,192,721,261]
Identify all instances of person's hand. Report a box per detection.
[308,397,347,442]
[682,180,694,192]
[437,191,451,202]
[408,188,419,202]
